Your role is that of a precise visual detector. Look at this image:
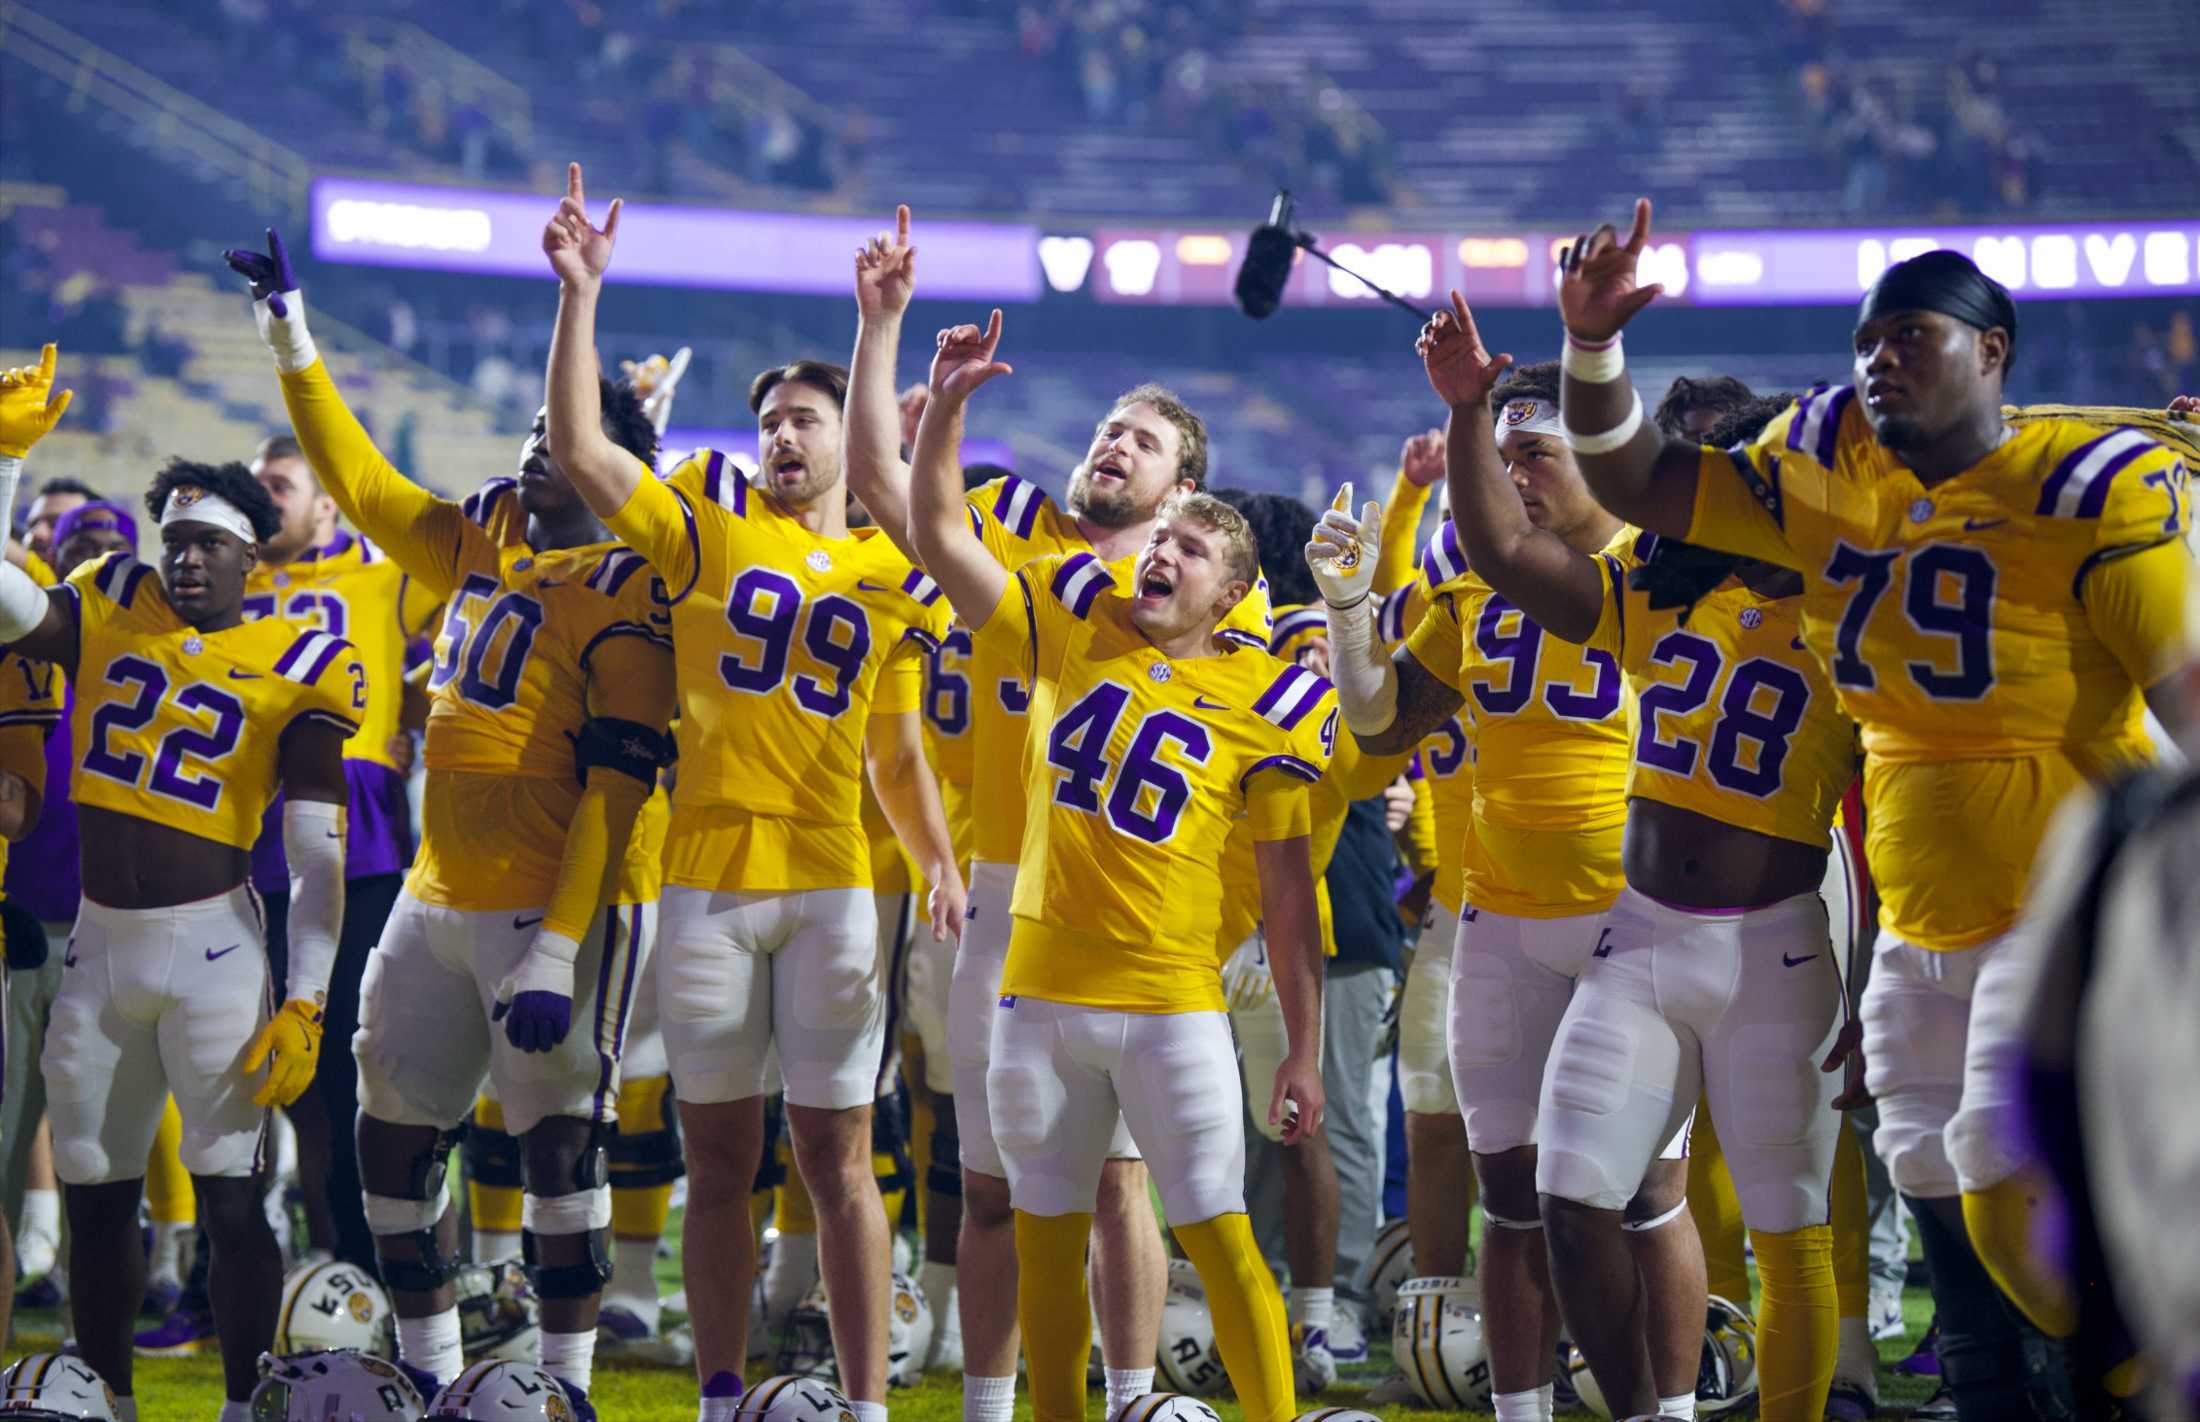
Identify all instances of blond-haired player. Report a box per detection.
[909,306,1331,1422]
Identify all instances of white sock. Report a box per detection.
[608,1235,662,1327]
[919,1259,956,1327]
[1537,1382,1556,1422]
[150,1222,189,1284]
[763,1229,819,1324]
[1492,1388,1544,1422]
[542,1329,596,1394]
[849,1403,887,1422]
[398,1308,465,1385]
[217,1401,251,1422]
[22,1186,59,1240]
[1658,1393,1697,1418]
[1105,1367,1154,1419]
[475,1229,520,1263]
[700,1396,741,1422]
[963,1373,1015,1422]
[1289,1285,1334,1334]
[1835,1313,1878,1391]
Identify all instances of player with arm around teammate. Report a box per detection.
[0,350,361,1422]
[1553,201,2192,1420]
[908,308,1331,1422]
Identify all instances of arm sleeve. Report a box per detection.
[543,631,677,941]
[278,360,472,599]
[1685,419,1808,571]
[607,457,704,603]
[2082,536,2193,690]
[1377,475,1435,595]
[1403,591,1467,688]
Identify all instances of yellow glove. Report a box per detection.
[0,344,75,459]
[243,998,325,1108]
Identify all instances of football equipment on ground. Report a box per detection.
[425,1361,575,1420]
[1115,1394,1223,1422]
[1155,1261,1225,1397]
[1565,1293,1760,1420]
[275,1260,398,1358]
[0,1353,119,1419]
[775,1283,837,1382]
[251,1349,425,1421]
[452,1260,542,1363]
[1353,1216,1415,1325]
[1291,1410,1385,1422]
[732,1374,859,1422]
[1389,1275,1492,1410]
[885,1271,934,1387]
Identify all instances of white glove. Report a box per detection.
[255,292,320,375]
[1305,482,1381,610]
[1221,934,1277,1012]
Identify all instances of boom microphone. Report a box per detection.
[1234,190,1301,320]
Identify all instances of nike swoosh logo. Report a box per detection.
[513,913,544,931]
[1782,952,1820,967]
[856,579,890,593]
[1961,517,2007,532]
[206,944,241,961]
[226,669,262,680]
[1192,696,1230,711]
[325,830,343,839]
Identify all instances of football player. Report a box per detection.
[1310,367,1704,1422]
[542,167,963,1422]
[227,233,676,1420]
[1415,294,1863,1420]
[1556,203,2191,1419]
[840,206,1279,1422]
[0,346,363,1422]
[909,306,1331,1422]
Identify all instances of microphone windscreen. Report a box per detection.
[1235,225,1298,319]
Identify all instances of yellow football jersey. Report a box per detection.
[245,532,438,775]
[1405,525,1637,918]
[922,624,978,869]
[1384,519,1477,914]
[62,552,364,851]
[0,648,61,887]
[607,450,952,894]
[978,552,1336,1014]
[1609,533,1858,848]
[1689,390,2192,948]
[962,474,1273,869]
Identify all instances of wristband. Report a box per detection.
[1561,331,1626,384]
[256,292,319,376]
[1564,390,1646,456]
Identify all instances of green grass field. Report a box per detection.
[6,1219,1946,1421]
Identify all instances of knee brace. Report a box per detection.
[608,1074,685,1188]
[926,1105,964,1199]
[522,1130,614,1301]
[366,1129,467,1294]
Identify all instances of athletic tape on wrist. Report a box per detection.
[1561,332,1626,384]
[1564,390,1645,455]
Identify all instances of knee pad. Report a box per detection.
[522,1185,614,1301]
[608,1075,685,1188]
[464,1119,524,1192]
[926,1107,963,1200]
[366,1181,460,1293]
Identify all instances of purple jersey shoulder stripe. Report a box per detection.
[1050,552,1108,617]
[900,568,943,605]
[1270,605,1328,654]
[2036,428,2155,518]
[1254,663,1332,730]
[461,478,516,529]
[1421,519,1465,587]
[1217,627,1266,650]
[1239,752,1324,788]
[993,475,1044,540]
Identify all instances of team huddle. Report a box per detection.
[0,166,2190,1422]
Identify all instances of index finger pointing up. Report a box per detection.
[896,204,911,247]
[567,161,586,207]
[1624,196,1653,255]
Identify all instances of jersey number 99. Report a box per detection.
[719,568,872,718]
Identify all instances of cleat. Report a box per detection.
[133,1306,216,1355]
[1291,1324,1336,1394]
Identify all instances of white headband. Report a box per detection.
[1498,398,1566,440]
[159,486,258,545]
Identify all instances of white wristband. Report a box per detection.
[1564,390,1646,456]
[1561,332,1626,384]
[0,455,23,537]
[0,556,52,643]
[256,292,320,375]
[1322,595,1400,736]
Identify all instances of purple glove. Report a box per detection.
[223,228,296,317]
[492,990,573,1053]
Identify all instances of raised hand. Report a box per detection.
[928,309,1014,404]
[1304,482,1382,609]
[0,344,74,459]
[222,228,297,317]
[544,161,622,287]
[1418,290,1514,411]
[1557,197,1665,343]
[1398,426,1447,488]
[856,204,918,321]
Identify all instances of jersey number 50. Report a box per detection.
[429,573,543,711]
[1046,682,1211,845]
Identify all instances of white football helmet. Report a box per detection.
[250,1349,424,1421]
[275,1260,398,1358]
[1564,1295,1760,1421]
[1292,1410,1385,1422]
[734,1374,857,1422]
[1389,1275,1491,1410]
[1115,1394,1221,1422]
[453,1260,541,1363]
[426,1361,574,1421]
[885,1272,933,1387]
[1154,1262,1224,1397]
[0,1353,118,1419]
[889,1232,915,1277]
[776,1283,838,1382]
[1352,1217,1415,1326]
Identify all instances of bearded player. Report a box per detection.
[0,347,362,1422]
[910,306,1329,1422]
[840,205,1278,1422]
[1556,203,2191,1419]
[542,166,962,1422]
[226,231,676,1419]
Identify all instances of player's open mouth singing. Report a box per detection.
[1090,456,1128,486]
